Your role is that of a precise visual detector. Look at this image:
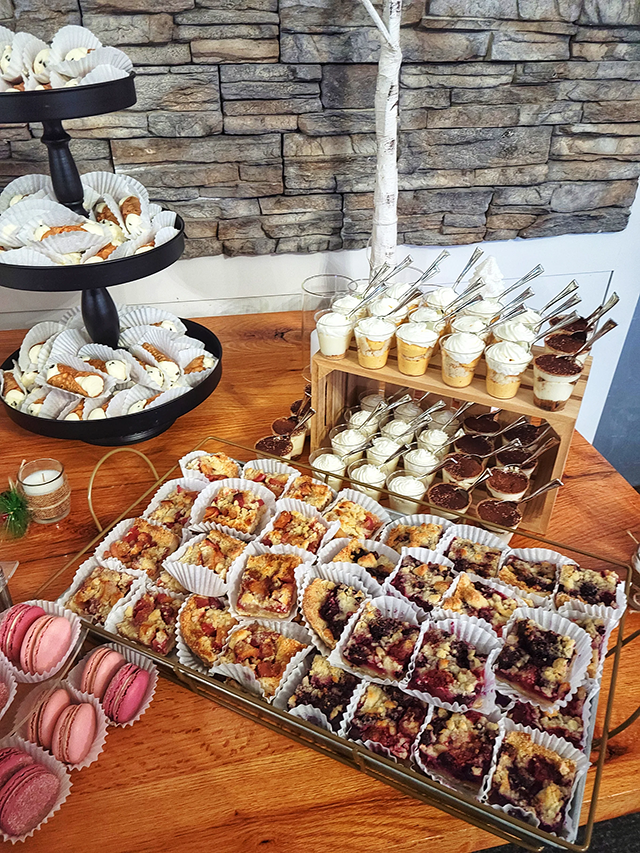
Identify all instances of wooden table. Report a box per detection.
[0,311,638,853]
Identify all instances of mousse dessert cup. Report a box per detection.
[309,449,346,491]
[494,447,538,477]
[358,391,387,412]
[329,424,368,461]
[314,310,354,360]
[440,332,485,388]
[427,482,472,521]
[366,436,402,475]
[532,354,583,412]
[491,319,536,349]
[386,473,428,514]
[451,315,490,341]
[463,413,502,439]
[544,331,589,366]
[345,407,380,438]
[381,418,414,443]
[454,434,493,457]
[254,434,294,460]
[403,448,440,485]
[393,400,423,423]
[441,453,485,490]
[424,286,457,315]
[486,466,530,502]
[347,460,387,501]
[417,427,451,458]
[368,296,409,326]
[476,498,522,531]
[331,293,366,321]
[354,317,396,369]
[428,409,460,435]
[409,306,447,337]
[484,341,532,400]
[460,299,501,324]
[501,421,547,448]
[396,323,439,376]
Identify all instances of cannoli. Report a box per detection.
[20,369,38,390]
[87,402,109,420]
[141,343,180,382]
[95,202,119,226]
[82,356,107,372]
[64,46,94,61]
[46,363,105,397]
[1,371,25,409]
[120,196,143,234]
[28,341,45,363]
[127,392,161,415]
[0,43,11,75]
[38,224,87,241]
[64,400,84,421]
[134,241,154,255]
[33,48,50,76]
[134,357,164,388]
[184,354,216,374]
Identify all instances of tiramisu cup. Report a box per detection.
[386,473,427,514]
[544,331,589,366]
[309,449,346,491]
[396,323,439,376]
[403,448,440,484]
[367,436,402,475]
[484,341,532,400]
[494,448,538,477]
[454,434,493,457]
[440,332,485,388]
[427,482,472,521]
[476,498,522,531]
[329,425,368,460]
[315,311,354,360]
[254,434,294,460]
[442,453,484,490]
[532,354,582,411]
[354,317,396,369]
[486,466,529,502]
[463,413,501,438]
[347,460,387,501]
[502,421,546,448]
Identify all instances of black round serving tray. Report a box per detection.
[1,319,222,445]
[0,216,185,291]
[0,74,136,123]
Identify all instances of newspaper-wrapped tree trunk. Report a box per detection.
[359,0,403,272]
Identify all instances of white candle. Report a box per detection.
[20,469,63,496]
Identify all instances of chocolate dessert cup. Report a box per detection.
[532,354,582,412]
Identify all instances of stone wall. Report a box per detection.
[1,0,640,258]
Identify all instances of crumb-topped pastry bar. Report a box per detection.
[347,683,427,760]
[117,590,182,656]
[184,452,240,482]
[288,653,360,730]
[386,523,444,553]
[323,499,384,539]
[507,685,588,749]
[571,615,607,680]
[498,555,558,599]
[66,565,136,624]
[176,528,246,580]
[390,556,455,612]
[236,552,301,619]
[487,729,578,834]
[443,574,526,636]
[555,563,620,609]
[407,626,489,708]
[102,518,180,579]
[261,509,327,553]
[282,475,334,510]
[331,540,396,584]
[417,707,500,789]
[154,568,187,595]
[203,486,268,535]
[217,622,308,698]
[446,538,502,579]
[302,578,366,649]
[341,601,419,681]
[146,485,201,533]
[495,618,577,705]
[179,595,238,666]
[243,467,291,499]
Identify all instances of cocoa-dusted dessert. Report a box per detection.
[243,467,292,499]
[390,555,456,612]
[288,654,360,730]
[341,601,419,681]
[235,552,301,620]
[442,453,484,488]
[498,554,558,599]
[463,413,501,437]
[446,537,502,579]
[503,421,547,447]
[331,539,397,584]
[476,499,522,530]
[302,578,365,649]
[442,573,527,636]
[386,522,445,552]
[545,331,587,357]
[272,416,298,435]
[507,684,588,749]
[495,447,537,472]
[486,468,529,501]
[117,590,182,656]
[254,434,294,459]
[427,483,471,515]
[179,595,238,666]
[555,563,620,609]
[495,618,577,705]
[347,683,428,761]
[532,354,582,412]
[487,729,578,834]
[454,434,493,457]
[548,315,589,334]
[417,707,500,790]
[66,565,136,625]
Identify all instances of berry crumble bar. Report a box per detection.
[446,538,502,579]
[302,578,366,649]
[341,601,419,681]
[571,615,607,680]
[102,518,180,579]
[555,564,620,609]
[282,475,334,511]
[347,683,427,760]
[177,528,247,580]
[323,499,384,539]
[179,594,238,666]
[390,555,455,612]
[331,540,396,584]
[288,653,360,730]
[66,565,136,624]
[386,523,444,553]
[442,574,528,636]
[203,486,268,535]
[236,552,301,619]
[117,590,182,656]
[498,555,558,599]
[507,685,588,749]
[243,467,291,499]
[185,452,240,482]
[260,509,327,553]
[146,485,201,533]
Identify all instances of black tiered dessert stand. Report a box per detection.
[0,75,222,444]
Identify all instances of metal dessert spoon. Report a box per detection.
[536,293,583,330]
[529,313,581,346]
[454,247,484,287]
[491,288,536,323]
[540,280,579,315]
[415,250,450,286]
[517,478,564,504]
[573,318,617,358]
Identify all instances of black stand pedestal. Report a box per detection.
[81,288,120,347]
[41,119,87,217]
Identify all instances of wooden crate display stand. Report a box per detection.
[311,345,591,536]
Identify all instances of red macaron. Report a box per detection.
[0,605,46,665]
[80,648,125,700]
[102,663,150,724]
[26,688,72,751]
[51,703,97,766]
[19,615,72,676]
[0,749,33,789]
[0,762,60,837]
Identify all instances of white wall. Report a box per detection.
[2,192,640,442]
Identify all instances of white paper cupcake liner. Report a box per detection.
[0,600,82,684]
[48,328,91,364]
[498,547,575,606]
[401,615,500,714]
[0,247,57,265]
[175,594,238,675]
[171,332,206,352]
[148,203,163,219]
[340,678,417,763]
[151,210,177,230]
[38,230,107,264]
[494,607,593,713]
[438,523,510,563]
[556,575,627,622]
[257,498,340,554]
[177,450,242,483]
[162,530,255,598]
[280,474,337,512]
[16,208,87,246]
[56,556,146,625]
[272,654,341,732]
[103,582,183,656]
[106,386,156,417]
[66,641,158,729]
[38,387,79,419]
[558,607,619,684]
[17,321,64,371]
[0,175,54,213]
[50,25,102,64]
[80,171,146,209]
[58,304,85,329]
[54,46,132,79]
[119,306,186,336]
[379,514,454,551]
[175,347,217,388]
[1,31,31,83]
[77,343,145,386]
[21,36,50,83]
[383,547,456,616]
[58,396,88,422]
[324,488,392,537]
[0,658,17,723]
[142,386,190,408]
[316,537,400,575]
[189,478,276,540]
[211,618,313,704]
[242,458,300,479]
[81,64,129,86]
[0,734,71,844]
[434,571,533,637]
[142,477,208,531]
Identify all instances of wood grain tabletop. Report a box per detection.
[0,311,638,853]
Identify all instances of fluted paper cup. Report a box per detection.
[189,478,276,540]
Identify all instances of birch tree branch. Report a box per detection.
[357,0,394,47]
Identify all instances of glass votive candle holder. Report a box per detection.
[18,458,71,524]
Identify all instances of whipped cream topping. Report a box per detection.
[360,393,386,411]
[332,295,363,316]
[486,341,531,365]
[369,437,400,458]
[389,475,426,497]
[464,299,501,319]
[452,315,487,335]
[396,322,438,346]
[442,332,485,356]
[352,463,386,486]
[394,401,423,422]
[404,448,439,470]
[470,256,504,298]
[517,308,543,328]
[312,452,345,473]
[494,320,536,344]
[419,428,450,449]
[348,410,376,430]
[382,419,411,440]
[316,312,353,333]
[356,317,396,338]
[369,296,407,319]
[332,427,367,449]
[425,286,457,310]
[385,282,415,300]
[410,306,440,324]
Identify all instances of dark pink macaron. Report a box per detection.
[0,749,33,789]
[102,663,150,724]
[26,688,71,751]
[0,605,46,665]
[0,762,60,837]
[80,648,125,701]
[51,703,97,766]
[19,615,72,676]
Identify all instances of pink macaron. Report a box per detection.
[26,688,72,751]
[0,762,60,837]
[0,749,33,789]
[0,605,46,665]
[80,648,125,700]
[102,663,150,724]
[19,615,72,676]
[51,703,97,766]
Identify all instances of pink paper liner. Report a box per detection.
[162,528,256,598]
[323,488,392,539]
[379,514,454,551]
[383,547,456,618]
[189,478,277,540]
[0,734,72,844]
[56,556,146,626]
[434,571,534,638]
[175,594,238,675]
[401,615,500,714]
[0,601,82,684]
[178,450,243,483]
[258,498,340,555]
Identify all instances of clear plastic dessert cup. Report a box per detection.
[451,315,490,342]
[314,310,354,360]
[494,448,538,477]
[491,320,536,348]
[381,418,414,443]
[366,436,402,475]
[354,317,396,370]
[309,448,346,491]
[460,299,501,323]
[424,286,457,315]
[396,322,439,376]
[484,341,532,400]
[417,427,451,458]
[402,448,440,485]
[440,332,485,388]
[393,400,423,423]
[486,466,530,502]
[532,354,583,412]
[409,306,447,337]
[427,482,472,521]
[386,472,427,515]
[331,293,366,321]
[441,452,485,490]
[544,331,589,366]
[345,406,380,437]
[329,424,368,460]
[358,390,387,412]
[347,460,387,501]
[428,409,460,435]
[368,296,409,327]
[476,498,522,532]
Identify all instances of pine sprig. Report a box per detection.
[0,484,30,539]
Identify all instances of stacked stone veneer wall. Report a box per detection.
[1,0,640,258]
